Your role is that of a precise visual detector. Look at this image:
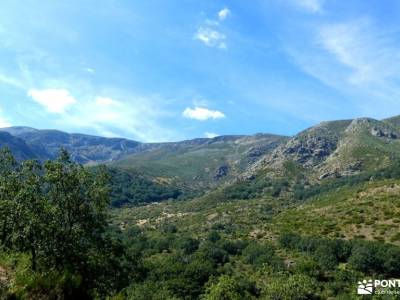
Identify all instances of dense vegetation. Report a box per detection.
[0,149,141,298]
[279,233,400,277]
[107,168,182,207]
[2,148,400,299]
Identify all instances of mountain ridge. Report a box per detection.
[2,114,400,193]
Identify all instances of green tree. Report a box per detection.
[42,149,110,272]
[242,242,283,270]
[0,149,110,276]
[0,148,19,247]
[10,160,47,271]
[264,274,317,300]
[203,275,255,300]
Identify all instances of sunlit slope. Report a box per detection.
[248,117,400,181]
[272,179,400,244]
[112,134,288,189]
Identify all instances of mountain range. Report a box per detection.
[2,115,400,189]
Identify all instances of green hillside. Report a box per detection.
[112,134,287,190]
[110,160,400,299]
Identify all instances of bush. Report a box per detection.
[280,233,400,277]
[264,274,318,300]
[242,242,283,270]
[203,275,258,300]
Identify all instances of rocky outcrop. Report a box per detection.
[214,165,229,180]
[370,127,397,139]
[280,136,337,166]
[260,120,352,169]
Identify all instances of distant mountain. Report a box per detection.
[0,126,141,164]
[0,126,288,193]
[0,131,37,160]
[3,115,400,193]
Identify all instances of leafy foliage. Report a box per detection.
[0,149,139,298]
[2,145,400,299]
[108,167,182,207]
[279,233,400,277]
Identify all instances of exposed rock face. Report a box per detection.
[245,116,400,181]
[246,139,285,162]
[280,136,337,166]
[370,127,397,139]
[261,120,352,169]
[318,161,362,180]
[214,165,229,180]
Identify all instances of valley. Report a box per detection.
[2,115,400,299]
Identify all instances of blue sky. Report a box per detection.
[1,0,400,142]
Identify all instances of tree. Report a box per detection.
[348,241,383,275]
[42,149,110,272]
[314,244,338,270]
[203,275,256,300]
[0,148,18,247]
[11,160,47,271]
[264,274,317,300]
[0,149,110,275]
[242,242,283,270]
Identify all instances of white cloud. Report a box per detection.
[194,27,227,48]
[293,0,324,13]
[28,88,77,113]
[0,118,11,128]
[301,0,324,12]
[205,132,219,138]
[57,92,181,142]
[218,8,230,21]
[194,7,230,49]
[95,96,120,106]
[0,107,11,128]
[0,114,11,128]
[183,107,225,121]
[100,130,119,138]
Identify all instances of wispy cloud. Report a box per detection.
[23,84,180,142]
[218,8,231,21]
[194,27,226,48]
[0,73,25,89]
[28,88,77,113]
[95,96,119,106]
[183,107,225,121]
[0,107,11,128]
[292,0,324,13]
[194,7,230,49]
[59,91,180,142]
[317,19,400,85]
[286,18,400,117]
[204,132,219,138]
[0,119,11,128]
